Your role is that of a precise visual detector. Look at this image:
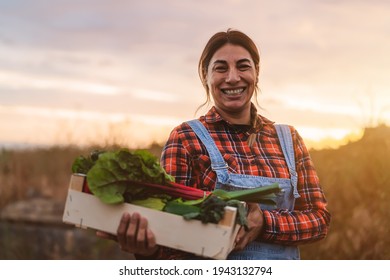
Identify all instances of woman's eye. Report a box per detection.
[238,64,251,71]
[215,66,227,72]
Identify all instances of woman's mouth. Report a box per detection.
[221,87,245,96]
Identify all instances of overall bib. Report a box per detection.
[187,120,300,260]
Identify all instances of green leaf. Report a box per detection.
[85,149,175,204]
[212,183,281,204]
[71,156,93,174]
[71,150,105,174]
[131,197,168,211]
[164,199,201,216]
[182,212,201,220]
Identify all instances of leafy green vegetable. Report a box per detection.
[131,196,169,211]
[164,195,249,229]
[72,149,175,204]
[212,183,281,205]
[71,150,104,174]
[161,184,281,228]
[164,199,201,216]
[71,149,281,228]
[193,195,228,224]
[165,196,226,224]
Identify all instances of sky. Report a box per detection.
[1,0,390,149]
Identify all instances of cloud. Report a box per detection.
[0,69,120,95]
[1,0,390,147]
[130,89,178,103]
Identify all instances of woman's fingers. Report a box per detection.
[135,216,148,250]
[125,212,140,249]
[233,203,264,251]
[117,212,131,249]
[98,211,159,256]
[146,229,157,250]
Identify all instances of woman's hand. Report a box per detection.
[233,203,264,251]
[96,212,159,257]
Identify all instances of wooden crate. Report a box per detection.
[62,174,239,259]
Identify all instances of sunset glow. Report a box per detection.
[1,0,389,150]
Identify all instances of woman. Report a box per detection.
[98,29,331,260]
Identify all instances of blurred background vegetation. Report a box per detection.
[0,125,389,260]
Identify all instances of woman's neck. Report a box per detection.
[216,106,251,125]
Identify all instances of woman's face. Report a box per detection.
[206,43,257,116]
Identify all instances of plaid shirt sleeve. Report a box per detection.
[160,128,194,187]
[260,127,331,245]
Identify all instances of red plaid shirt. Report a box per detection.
[153,106,330,259]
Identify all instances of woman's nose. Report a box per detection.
[225,68,240,83]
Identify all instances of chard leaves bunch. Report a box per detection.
[71,149,281,228]
[71,149,175,204]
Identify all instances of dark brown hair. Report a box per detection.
[197,28,260,112]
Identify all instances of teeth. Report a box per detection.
[223,88,244,95]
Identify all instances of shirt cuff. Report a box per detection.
[257,209,273,241]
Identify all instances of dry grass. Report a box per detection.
[1,145,84,208]
[300,125,390,259]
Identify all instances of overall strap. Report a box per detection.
[186,120,230,184]
[275,124,300,198]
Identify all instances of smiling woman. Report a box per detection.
[196,30,261,147]
[197,29,260,112]
[206,44,256,123]
[97,29,331,260]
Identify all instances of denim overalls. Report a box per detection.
[187,120,300,260]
